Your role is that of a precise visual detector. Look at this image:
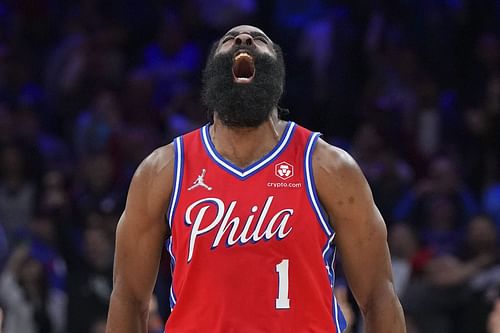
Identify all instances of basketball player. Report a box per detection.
[106,25,406,332]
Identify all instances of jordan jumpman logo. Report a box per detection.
[188,169,213,191]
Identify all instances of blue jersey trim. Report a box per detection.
[324,239,347,332]
[166,237,177,308]
[322,234,336,285]
[304,132,334,236]
[305,132,347,331]
[167,137,184,228]
[165,137,184,309]
[333,295,347,332]
[200,121,296,180]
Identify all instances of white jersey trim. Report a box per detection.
[304,132,334,236]
[166,136,184,308]
[305,132,347,332]
[201,121,296,179]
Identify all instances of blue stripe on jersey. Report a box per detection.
[304,132,333,236]
[329,247,347,332]
[304,132,347,332]
[322,234,336,285]
[167,137,184,228]
[200,121,297,180]
[166,237,177,309]
[165,136,184,308]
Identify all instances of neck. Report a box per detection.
[210,108,287,168]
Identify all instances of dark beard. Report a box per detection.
[201,46,285,127]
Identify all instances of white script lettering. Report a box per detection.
[184,196,293,262]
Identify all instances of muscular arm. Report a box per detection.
[106,145,174,333]
[313,140,406,333]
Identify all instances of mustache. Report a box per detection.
[209,48,280,78]
[227,45,257,57]
[210,46,275,65]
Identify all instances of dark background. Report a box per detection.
[0,1,499,332]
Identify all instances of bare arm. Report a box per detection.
[106,145,174,333]
[313,140,406,333]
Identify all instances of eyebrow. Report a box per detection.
[223,31,271,41]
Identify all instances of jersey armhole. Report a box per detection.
[166,136,184,228]
[165,136,183,310]
[304,132,347,332]
[303,132,335,237]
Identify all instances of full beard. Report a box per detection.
[202,47,285,127]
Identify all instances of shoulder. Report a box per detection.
[311,139,382,231]
[311,137,372,208]
[121,143,176,231]
[311,138,362,183]
[127,143,175,207]
[134,143,175,183]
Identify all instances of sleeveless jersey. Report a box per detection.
[164,122,346,332]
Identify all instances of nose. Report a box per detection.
[235,33,253,46]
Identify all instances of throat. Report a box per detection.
[220,149,266,169]
[210,118,287,169]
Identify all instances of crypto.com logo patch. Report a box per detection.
[275,162,294,180]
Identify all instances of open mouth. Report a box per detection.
[232,52,255,84]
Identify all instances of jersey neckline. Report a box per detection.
[200,121,297,180]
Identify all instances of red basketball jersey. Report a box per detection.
[164,122,346,332]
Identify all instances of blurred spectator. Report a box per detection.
[74,89,123,158]
[44,31,90,124]
[296,15,334,104]
[162,92,205,140]
[0,244,62,333]
[413,75,441,159]
[363,10,420,138]
[0,144,36,241]
[462,107,490,195]
[86,22,126,90]
[420,195,463,256]
[142,10,201,108]
[351,123,413,219]
[404,214,499,333]
[459,215,500,333]
[118,125,161,180]
[67,226,113,333]
[122,69,154,124]
[27,213,67,332]
[388,223,419,298]
[38,170,71,216]
[394,156,478,228]
[73,153,124,217]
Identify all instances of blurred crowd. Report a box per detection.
[0,0,499,332]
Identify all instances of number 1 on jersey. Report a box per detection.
[275,259,290,309]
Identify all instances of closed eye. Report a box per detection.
[255,37,269,44]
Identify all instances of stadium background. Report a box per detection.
[0,0,499,332]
